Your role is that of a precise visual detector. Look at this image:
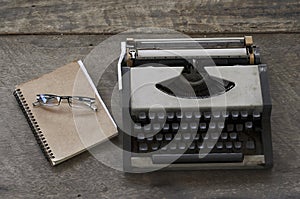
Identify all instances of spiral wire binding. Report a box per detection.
[13,89,55,162]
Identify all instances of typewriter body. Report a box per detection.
[119,36,272,172]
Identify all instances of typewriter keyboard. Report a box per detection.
[131,110,263,163]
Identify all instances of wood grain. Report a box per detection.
[0,34,299,198]
[0,0,299,35]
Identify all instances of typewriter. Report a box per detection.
[118,36,272,172]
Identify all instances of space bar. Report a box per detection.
[152,153,243,164]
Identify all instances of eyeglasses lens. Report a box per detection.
[69,97,92,109]
[40,95,60,106]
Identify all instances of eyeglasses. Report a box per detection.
[33,94,97,111]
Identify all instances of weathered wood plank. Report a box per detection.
[0,0,299,34]
[0,34,299,198]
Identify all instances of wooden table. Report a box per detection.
[0,1,299,198]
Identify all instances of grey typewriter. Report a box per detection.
[119,36,272,171]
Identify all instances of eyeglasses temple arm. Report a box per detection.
[32,101,40,107]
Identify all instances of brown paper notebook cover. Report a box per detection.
[14,61,118,166]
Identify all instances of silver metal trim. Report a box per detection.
[131,155,265,169]
[134,37,245,43]
[130,65,263,111]
[137,48,247,59]
[118,42,126,90]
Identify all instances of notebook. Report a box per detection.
[14,61,118,166]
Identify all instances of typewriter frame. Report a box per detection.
[119,38,273,172]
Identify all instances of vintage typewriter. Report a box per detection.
[118,36,272,172]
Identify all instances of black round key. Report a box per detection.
[147,137,154,141]
[194,111,201,119]
[202,133,209,140]
[163,124,169,132]
[183,133,191,140]
[204,112,211,120]
[218,122,225,129]
[209,122,216,129]
[151,143,159,151]
[190,122,198,131]
[153,123,161,131]
[216,142,223,149]
[134,123,142,132]
[229,132,238,140]
[167,112,175,120]
[236,124,243,132]
[176,111,183,119]
[212,111,221,118]
[157,112,165,120]
[161,144,168,151]
[169,142,177,150]
[185,111,193,119]
[156,134,163,141]
[174,133,182,141]
[146,134,154,141]
[241,111,248,118]
[200,123,206,131]
[245,121,253,129]
[222,111,229,118]
[144,124,151,133]
[139,112,147,120]
[211,132,219,140]
[178,142,186,150]
[221,132,228,140]
[226,142,233,149]
[172,123,179,131]
[232,111,239,119]
[188,142,196,150]
[234,141,242,149]
[253,111,261,119]
[180,123,188,130]
[165,133,172,141]
[192,133,200,140]
[139,143,148,152]
[137,133,145,140]
[149,112,156,120]
[227,124,234,132]
[197,141,205,149]
[207,141,215,149]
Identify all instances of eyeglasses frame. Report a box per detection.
[33,94,97,111]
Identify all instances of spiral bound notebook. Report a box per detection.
[14,61,118,166]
